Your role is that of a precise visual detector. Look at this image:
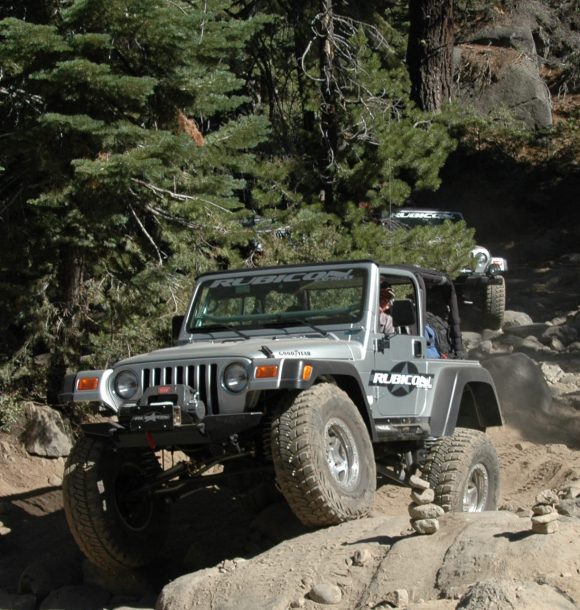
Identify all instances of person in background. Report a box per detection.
[379,283,396,336]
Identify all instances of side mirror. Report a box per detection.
[172,315,185,342]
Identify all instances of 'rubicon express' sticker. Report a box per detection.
[370,361,433,396]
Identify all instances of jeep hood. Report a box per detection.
[115,335,362,368]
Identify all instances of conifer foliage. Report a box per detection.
[0,0,268,405]
[0,1,475,416]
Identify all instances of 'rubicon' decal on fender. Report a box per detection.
[370,361,433,396]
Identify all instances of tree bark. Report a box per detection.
[406,0,454,113]
[319,0,338,210]
[47,244,85,404]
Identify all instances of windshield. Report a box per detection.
[186,267,368,333]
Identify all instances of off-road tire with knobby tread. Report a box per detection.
[481,277,506,330]
[62,435,170,572]
[421,427,500,512]
[270,383,376,527]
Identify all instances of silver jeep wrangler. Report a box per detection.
[61,260,503,571]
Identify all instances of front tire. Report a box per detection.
[271,383,376,527]
[421,428,500,512]
[62,436,170,572]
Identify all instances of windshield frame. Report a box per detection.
[184,263,371,337]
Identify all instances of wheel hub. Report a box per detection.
[463,463,489,512]
[324,417,360,491]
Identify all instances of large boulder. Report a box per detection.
[156,513,580,610]
[453,29,552,130]
[21,404,73,458]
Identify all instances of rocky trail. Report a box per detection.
[0,250,579,610]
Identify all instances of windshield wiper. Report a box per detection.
[192,323,250,340]
[266,317,329,337]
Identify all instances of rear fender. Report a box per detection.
[430,366,503,436]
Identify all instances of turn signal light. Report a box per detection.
[255,365,279,379]
[302,365,313,381]
[77,377,99,391]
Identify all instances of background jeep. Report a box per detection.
[384,208,508,330]
[61,261,503,572]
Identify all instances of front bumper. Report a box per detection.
[81,412,264,449]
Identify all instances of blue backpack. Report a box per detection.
[424,324,441,358]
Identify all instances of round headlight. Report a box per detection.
[114,370,139,399]
[223,363,249,393]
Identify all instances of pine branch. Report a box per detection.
[131,178,234,214]
[129,204,166,265]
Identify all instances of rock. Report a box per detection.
[38,585,110,610]
[378,589,409,608]
[411,518,439,535]
[360,513,580,608]
[411,488,435,505]
[531,520,559,534]
[542,325,578,347]
[502,311,534,328]
[83,560,154,597]
[454,38,552,129]
[0,589,36,610]
[557,499,580,518]
[352,549,372,567]
[456,578,577,610]
[540,362,565,385]
[561,483,580,499]
[0,524,11,536]
[532,504,555,516]
[503,323,549,339]
[308,583,342,605]
[462,332,483,352]
[535,490,559,505]
[19,553,83,599]
[531,511,559,524]
[466,23,537,56]
[21,404,73,458]
[408,503,445,520]
[409,475,430,490]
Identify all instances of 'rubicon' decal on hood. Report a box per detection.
[370,361,433,396]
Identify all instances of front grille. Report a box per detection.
[141,363,219,414]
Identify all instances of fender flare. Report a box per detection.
[279,359,378,442]
[429,365,503,437]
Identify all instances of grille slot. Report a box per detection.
[141,363,217,414]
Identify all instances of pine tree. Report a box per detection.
[0,0,268,406]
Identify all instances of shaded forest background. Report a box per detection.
[0,0,578,422]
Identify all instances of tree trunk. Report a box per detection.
[406,0,454,113]
[47,244,85,404]
[319,0,338,210]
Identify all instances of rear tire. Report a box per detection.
[481,278,505,330]
[421,428,500,512]
[271,383,376,526]
[63,436,170,571]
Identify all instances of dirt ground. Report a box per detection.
[0,251,579,600]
